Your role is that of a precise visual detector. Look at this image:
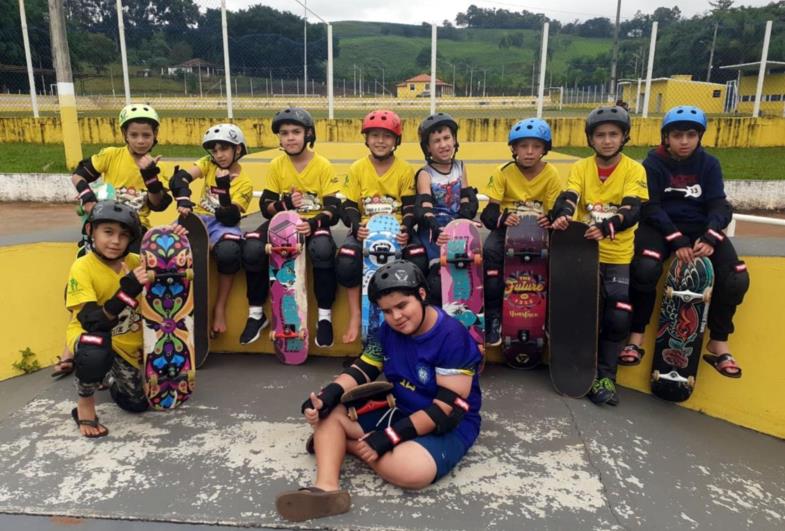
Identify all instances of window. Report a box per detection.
[741,95,750,102]
[409,84,415,91]
[712,90,721,98]
[771,94,782,102]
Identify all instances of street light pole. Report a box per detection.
[609,0,622,102]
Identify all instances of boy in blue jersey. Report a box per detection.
[276,261,482,522]
[622,106,750,377]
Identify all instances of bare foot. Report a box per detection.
[342,313,360,344]
[627,332,644,346]
[706,339,730,355]
[212,308,227,336]
[74,399,108,438]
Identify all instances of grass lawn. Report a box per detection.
[555,146,785,180]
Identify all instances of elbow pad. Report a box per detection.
[76,302,116,332]
[73,158,99,182]
[480,202,502,230]
[342,358,382,386]
[426,386,471,434]
[549,191,579,221]
[215,204,241,226]
[458,187,479,220]
[148,192,173,212]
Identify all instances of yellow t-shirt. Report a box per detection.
[343,156,416,221]
[192,156,254,216]
[265,152,341,219]
[90,146,152,228]
[65,252,143,368]
[566,154,649,264]
[486,161,563,216]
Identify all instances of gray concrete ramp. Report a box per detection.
[0,355,783,530]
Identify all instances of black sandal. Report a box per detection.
[51,356,75,379]
[71,407,109,438]
[702,353,742,379]
[619,344,645,366]
[276,486,351,522]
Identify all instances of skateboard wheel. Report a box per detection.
[440,255,447,267]
[651,370,660,382]
[264,243,272,255]
[664,287,674,298]
[473,253,483,266]
[703,287,712,303]
[145,270,156,282]
[535,338,545,348]
[687,375,695,388]
[505,247,514,257]
[347,407,358,422]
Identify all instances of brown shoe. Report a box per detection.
[276,486,351,522]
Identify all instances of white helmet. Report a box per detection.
[202,123,248,158]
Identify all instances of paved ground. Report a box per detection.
[0,355,784,530]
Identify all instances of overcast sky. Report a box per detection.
[221,0,773,24]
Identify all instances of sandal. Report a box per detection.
[71,407,109,438]
[305,434,315,455]
[619,344,645,366]
[51,356,75,379]
[276,486,351,522]
[702,353,742,379]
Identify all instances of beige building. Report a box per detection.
[396,74,454,99]
[619,75,727,115]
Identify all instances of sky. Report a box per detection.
[220,0,774,24]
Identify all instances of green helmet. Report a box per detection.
[119,103,160,129]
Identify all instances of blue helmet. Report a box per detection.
[508,118,552,152]
[662,105,707,134]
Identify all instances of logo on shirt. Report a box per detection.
[514,200,544,216]
[115,186,147,211]
[68,278,80,294]
[363,195,399,216]
[298,192,322,213]
[585,202,619,225]
[415,363,431,385]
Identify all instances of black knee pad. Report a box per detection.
[74,332,113,384]
[336,242,362,288]
[213,234,243,274]
[601,297,633,342]
[308,230,337,270]
[402,244,429,275]
[718,260,750,305]
[241,231,266,273]
[427,265,442,306]
[631,250,663,292]
[110,383,149,413]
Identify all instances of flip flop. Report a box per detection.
[71,407,109,438]
[702,353,742,379]
[51,356,75,379]
[618,344,645,366]
[276,486,351,522]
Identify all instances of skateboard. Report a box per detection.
[140,226,196,410]
[76,182,116,257]
[548,221,599,397]
[341,381,396,421]
[501,214,549,369]
[179,213,210,368]
[440,219,485,351]
[651,257,714,402]
[266,211,308,365]
[361,214,402,342]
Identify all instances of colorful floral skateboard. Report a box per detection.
[440,219,485,351]
[502,214,548,369]
[140,226,195,410]
[266,211,308,365]
[361,214,402,343]
[179,213,210,368]
[651,257,714,402]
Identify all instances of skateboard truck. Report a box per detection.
[651,369,695,388]
[341,381,396,422]
[665,287,712,304]
[265,243,302,257]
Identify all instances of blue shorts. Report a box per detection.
[357,406,469,482]
[197,214,243,247]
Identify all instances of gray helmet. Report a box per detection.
[585,105,631,137]
[368,260,427,304]
[418,112,459,160]
[89,200,142,247]
[202,123,248,158]
[272,107,316,147]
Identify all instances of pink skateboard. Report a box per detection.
[266,211,308,365]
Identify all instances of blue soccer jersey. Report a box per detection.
[360,307,482,448]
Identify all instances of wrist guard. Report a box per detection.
[415,194,435,221]
[103,273,143,317]
[549,191,578,221]
[308,212,331,233]
[341,200,362,237]
[169,168,194,209]
[75,180,98,206]
[364,416,418,457]
[301,382,343,419]
[458,187,479,220]
[480,202,502,230]
[700,228,725,247]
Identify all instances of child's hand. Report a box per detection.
[436,231,450,246]
[171,224,189,237]
[693,240,714,258]
[675,246,694,263]
[504,213,520,227]
[396,230,409,246]
[303,392,323,426]
[584,225,604,240]
[178,206,192,217]
[131,264,147,285]
[536,215,551,229]
[551,215,570,231]
[357,225,370,241]
[290,188,304,209]
[136,154,161,170]
[296,220,312,237]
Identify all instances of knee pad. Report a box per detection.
[241,231,266,273]
[307,230,337,269]
[402,244,429,275]
[336,242,362,287]
[213,234,242,274]
[601,297,633,342]
[718,260,750,305]
[110,383,149,413]
[427,265,442,306]
[630,250,664,292]
[74,332,113,384]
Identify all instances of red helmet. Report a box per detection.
[362,110,402,138]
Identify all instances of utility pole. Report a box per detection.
[303,0,308,97]
[48,0,82,168]
[609,0,622,102]
[707,22,719,82]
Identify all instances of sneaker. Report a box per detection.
[486,314,502,347]
[607,389,620,407]
[315,320,334,348]
[589,377,617,405]
[240,314,269,345]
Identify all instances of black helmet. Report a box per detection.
[418,112,459,161]
[89,200,142,246]
[272,107,316,147]
[368,260,427,304]
[585,105,631,137]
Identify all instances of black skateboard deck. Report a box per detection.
[179,213,210,368]
[548,222,599,397]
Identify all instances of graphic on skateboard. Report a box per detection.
[549,221,599,397]
[76,182,116,257]
[440,219,485,351]
[179,213,211,368]
[266,211,308,365]
[140,226,195,410]
[651,257,714,402]
[361,214,402,343]
[502,214,549,369]
[341,381,396,421]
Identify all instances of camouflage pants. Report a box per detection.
[75,353,144,403]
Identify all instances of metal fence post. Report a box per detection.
[221,0,233,119]
[327,23,334,119]
[536,22,549,118]
[430,23,437,115]
[116,0,130,104]
[753,20,772,118]
[18,0,39,117]
[642,22,658,119]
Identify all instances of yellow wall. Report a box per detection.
[737,72,785,115]
[3,115,785,150]
[620,79,726,114]
[1,244,783,440]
